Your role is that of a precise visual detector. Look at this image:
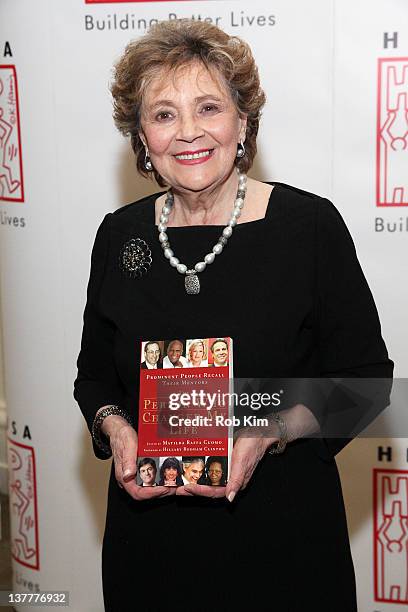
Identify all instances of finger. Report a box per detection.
[225,457,246,499]
[122,480,176,500]
[111,431,138,483]
[114,456,131,489]
[121,478,139,498]
[237,441,267,491]
[122,446,138,482]
[225,438,256,500]
[137,485,176,500]
[183,484,226,498]
[123,468,137,482]
[225,476,244,502]
[122,453,137,481]
[175,486,195,496]
[112,428,138,482]
[240,466,255,491]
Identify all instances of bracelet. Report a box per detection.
[91,405,133,456]
[268,412,288,455]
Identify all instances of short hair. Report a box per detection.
[188,339,206,361]
[144,340,160,354]
[182,457,205,470]
[167,339,184,352]
[138,457,157,472]
[110,19,265,186]
[205,456,227,486]
[158,457,183,486]
[210,338,228,353]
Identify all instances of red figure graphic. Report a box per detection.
[373,469,408,603]
[0,65,24,202]
[377,58,408,206]
[7,439,39,570]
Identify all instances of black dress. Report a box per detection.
[74,183,393,612]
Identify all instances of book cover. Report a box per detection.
[137,337,233,487]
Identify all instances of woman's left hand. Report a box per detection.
[175,428,278,500]
[225,432,278,502]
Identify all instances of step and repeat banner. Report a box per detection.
[0,0,406,610]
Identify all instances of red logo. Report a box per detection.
[373,468,408,603]
[8,438,40,570]
[376,58,408,207]
[0,65,24,202]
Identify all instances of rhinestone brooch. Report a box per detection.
[119,238,152,278]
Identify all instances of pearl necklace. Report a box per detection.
[158,174,247,294]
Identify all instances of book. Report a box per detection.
[136,337,233,487]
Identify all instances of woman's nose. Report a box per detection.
[177,113,203,142]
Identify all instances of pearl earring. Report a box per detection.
[144,149,153,171]
[236,140,245,159]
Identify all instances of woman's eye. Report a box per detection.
[201,104,219,113]
[156,111,172,121]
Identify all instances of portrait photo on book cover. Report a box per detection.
[140,340,164,370]
[162,339,188,369]
[208,338,230,367]
[136,457,159,487]
[158,456,183,486]
[186,338,209,368]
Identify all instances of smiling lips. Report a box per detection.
[174,148,214,165]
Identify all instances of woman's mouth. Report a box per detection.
[174,149,214,164]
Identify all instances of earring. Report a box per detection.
[144,149,153,171]
[236,140,245,159]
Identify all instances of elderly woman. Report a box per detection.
[74,19,393,611]
[186,338,208,367]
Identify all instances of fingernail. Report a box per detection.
[227,491,236,503]
[123,469,132,478]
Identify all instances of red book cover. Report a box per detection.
[137,337,233,487]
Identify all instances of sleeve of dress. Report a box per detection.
[74,213,126,460]
[305,198,394,459]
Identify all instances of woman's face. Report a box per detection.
[139,61,247,194]
[190,343,204,364]
[164,467,177,481]
[208,461,223,485]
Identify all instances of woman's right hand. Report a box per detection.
[101,415,176,501]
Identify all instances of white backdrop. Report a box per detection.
[0,0,406,610]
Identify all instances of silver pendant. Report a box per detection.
[185,270,200,294]
[119,238,152,278]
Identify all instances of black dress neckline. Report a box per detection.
[148,181,279,229]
